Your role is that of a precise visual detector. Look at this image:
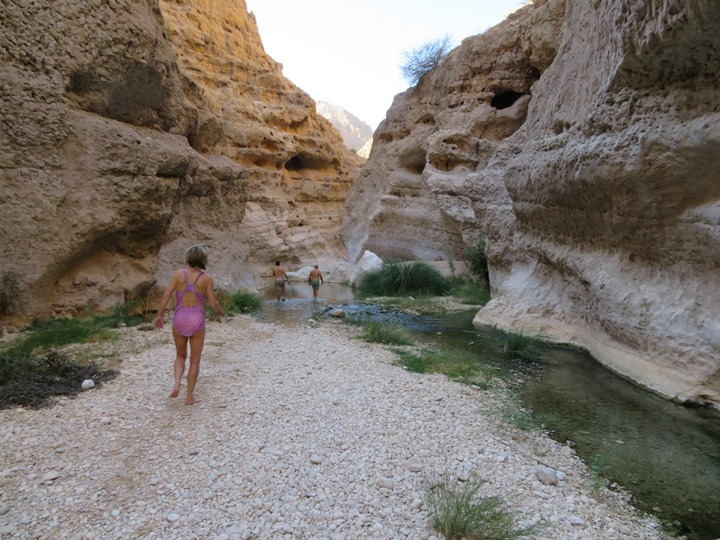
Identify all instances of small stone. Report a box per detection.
[0,505,9,515]
[111,509,120,516]
[100,417,112,425]
[403,457,423,473]
[42,470,61,482]
[330,309,345,318]
[188,449,200,456]
[309,456,323,464]
[167,512,180,522]
[81,379,95,390]
[536,466,559,486]
[376,477,394,490]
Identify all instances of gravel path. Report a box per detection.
[0,316,663,539]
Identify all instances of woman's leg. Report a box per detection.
[185,328,206,405]
[170,326,188,398]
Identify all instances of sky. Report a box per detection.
[245,0,528,130]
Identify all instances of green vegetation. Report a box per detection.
[0,271,20,316]
[224,290,262,315]
[393,345,509,388]
[589,453,611,493]
[0,302,144,409]
[213,288,262,317]
[360,321,413,345]
[356,261,451,297]
[424,473,537,540]
[503,330,547,362]
[400,34,452,86]
[8,303,143,357]
[465,234,490,289]
[499,394,541,432]
[449,276,490,305]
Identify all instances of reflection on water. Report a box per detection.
[252,289,720,539]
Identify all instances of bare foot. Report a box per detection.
[185,397,201,405]
[169,388,180,398]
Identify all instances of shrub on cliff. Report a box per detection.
[400,35,452,85]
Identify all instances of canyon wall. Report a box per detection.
[0,0,358,320]
[341,0,720,405]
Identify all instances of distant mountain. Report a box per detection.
[316,101,373,156]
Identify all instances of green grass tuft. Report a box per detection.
[360,321,413,345]
[503,330,546,362]
[357,261,451,297]
[424,473,537,540]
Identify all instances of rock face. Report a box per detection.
[341,0,720,405]
[0,0,359,319]
[340,0,564,264]
[316,101,374,155]
[159,1,361,280]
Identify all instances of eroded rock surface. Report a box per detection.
[341,0,564,263]
[0,0,359,320]
[341,0,720,405]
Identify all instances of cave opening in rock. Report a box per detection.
[491,90,525,110]
[284,156,304,170]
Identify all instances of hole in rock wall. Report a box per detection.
[285,156,304,170]
[491,90,526,110]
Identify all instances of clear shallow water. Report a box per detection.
[253,286,720,539]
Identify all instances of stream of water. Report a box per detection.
[257,282,720,540]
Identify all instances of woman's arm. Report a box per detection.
[154,273,178,329]
[205,277,225,319]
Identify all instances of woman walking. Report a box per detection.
[154,245,225,405]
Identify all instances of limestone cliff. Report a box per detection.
[0,0,358,320]
[341,0,564,263]
[341,0,720,405]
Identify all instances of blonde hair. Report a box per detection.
[185,244,208,270]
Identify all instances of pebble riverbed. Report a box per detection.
[0,315,664,539]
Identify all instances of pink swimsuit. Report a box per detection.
[173,270,206,337]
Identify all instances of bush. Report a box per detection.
[0,271,20,316]
[356,262,451,297]
[465,234,490,289]
[400,35,452,86]
[225,290,262,314]
[424,473,536,540]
